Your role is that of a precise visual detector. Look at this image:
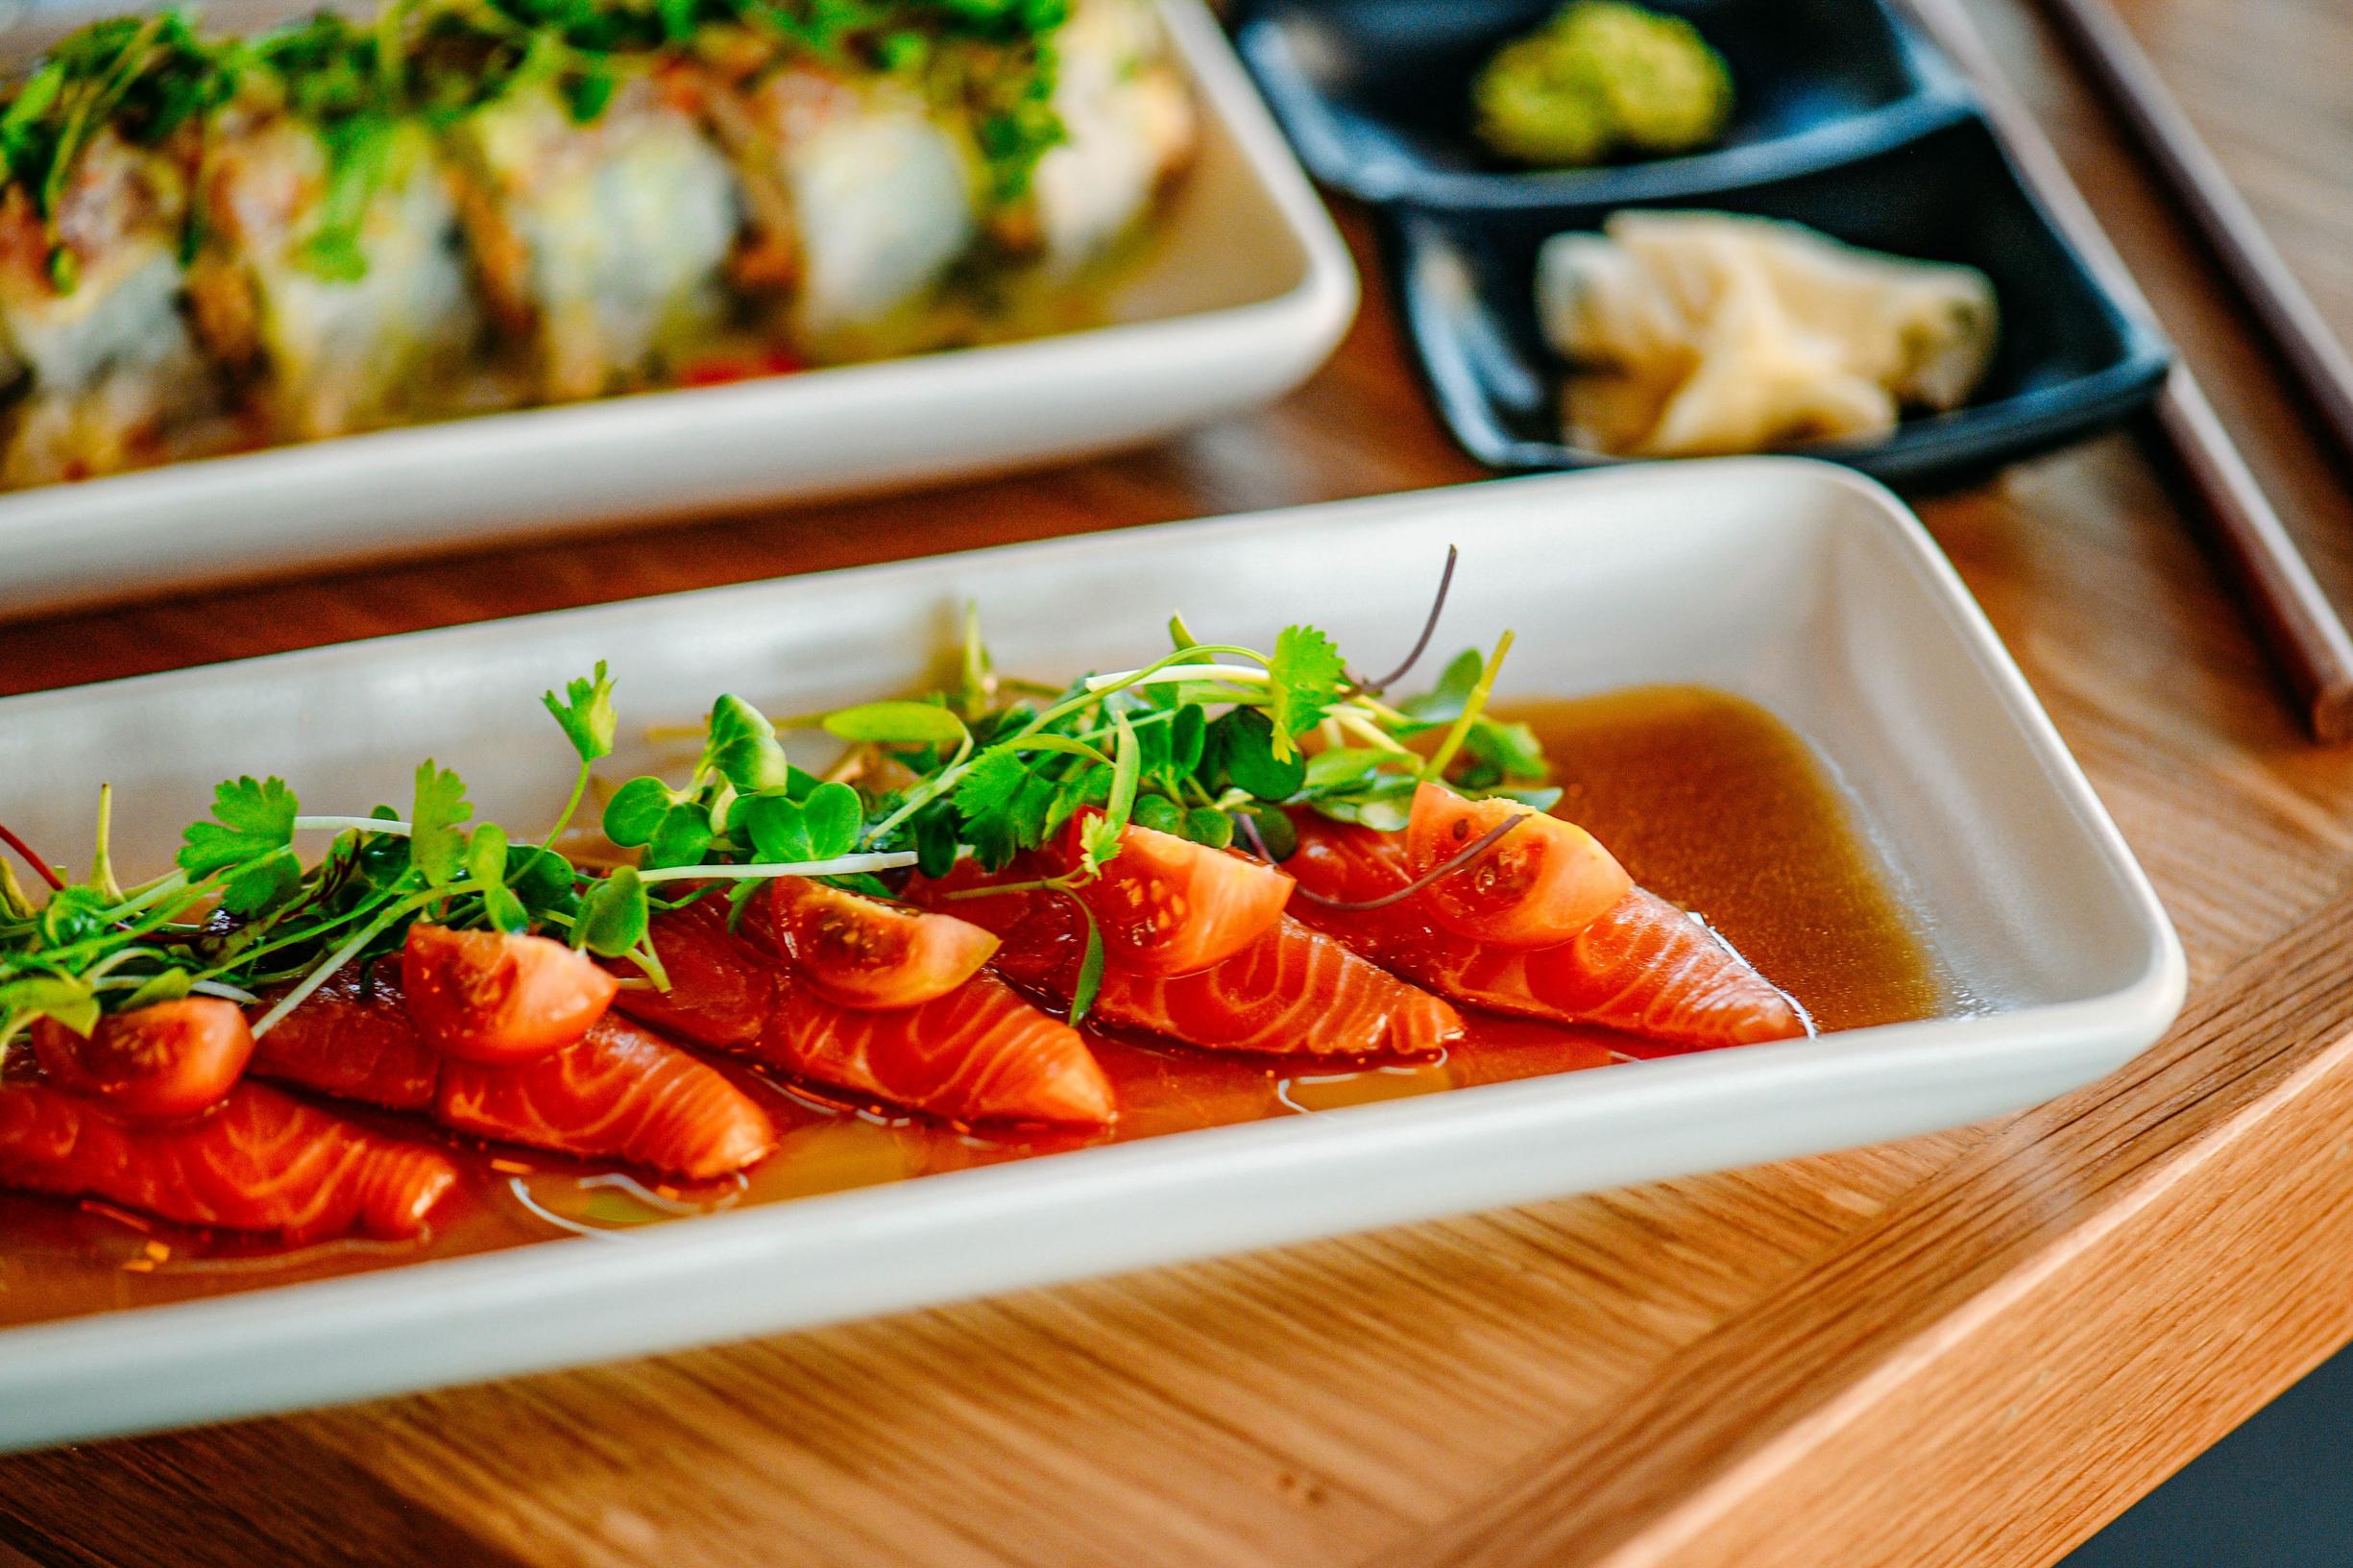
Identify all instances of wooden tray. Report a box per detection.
[6,0,2353,1559]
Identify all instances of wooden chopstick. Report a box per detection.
[2029,0,2353,480]
[1893,0,2353,741]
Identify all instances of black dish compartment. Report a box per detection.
[1385,114,2171,487]
[1236,0,1973,210]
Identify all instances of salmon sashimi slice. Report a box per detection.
[439,1015,776,1182]
[918,867,1465,1059]
[0,1078,457,1241]
[1099,917,1465,1057]
[612,898,779,1050]
[255,966,774,1178]
[632,903,1114,1128]
[773,972,1116,1126]
[1286,813,1807,1049]
[249,964,441,1111]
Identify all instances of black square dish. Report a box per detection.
[1236,0,1973,210]
[1386,115,2172,487]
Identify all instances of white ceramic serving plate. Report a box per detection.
[0,460,2183,1450]
[0,0,1356,623]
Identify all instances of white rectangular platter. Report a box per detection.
[0,460,2183,1450]
[0,0,1356,623]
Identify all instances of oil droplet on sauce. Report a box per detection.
[0,686,1953,1328]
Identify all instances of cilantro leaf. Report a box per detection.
[1040,767,1112,844]
[1264,625,1348,756]
[221,848,303,917]
[178,775,299,877]
[541,661,616,763]
[953,748,1037,827]
[955,748,1063,871]
[408,761,472,889]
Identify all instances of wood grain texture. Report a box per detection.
[8,0,2353,1564]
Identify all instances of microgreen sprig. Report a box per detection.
[0,662,911,1052]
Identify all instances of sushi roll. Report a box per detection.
[186,30,490,441]
[1021,0,1195,273]
[0,0,1200,490]
[444,64,741,402]
[705,56,982,358]
[0,16,227,486]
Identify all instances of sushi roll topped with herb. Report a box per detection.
[0,0,1195,486]
[186,13,490,438]
[0,13,230,484]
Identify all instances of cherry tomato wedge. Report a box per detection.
[1405,783,1632,949]
[1063,814,1295,977]
[766,878,1000,1010]
[32,997,255,1123]
[400,925,619,1064]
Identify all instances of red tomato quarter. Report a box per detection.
[768,878,1000,1009]
[32,997,255,1123]
[1405,783,1632,949]
[1064,815,1294,977]
[400,925,619,1063]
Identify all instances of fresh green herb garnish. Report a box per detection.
[0,664,910,1051]
[659,554,1557,921]
[0,560,1551,1049]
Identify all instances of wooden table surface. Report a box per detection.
[9,0,2353,1562]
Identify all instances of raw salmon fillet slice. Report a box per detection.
[607,902,778,1051]
[0,1077,457,1241]
[438,1015,776,1181]
[918,867,1465,1058]
[627,903,1114,1128]
[1285,813,1807,1049]
[255,964,774,1178]
[249,963,440,1110]
[771,969,1115,1125]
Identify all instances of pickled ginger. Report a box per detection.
[1536,210,1999,457]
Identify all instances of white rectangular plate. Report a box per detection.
[0,460,2183,1450]
[0,0,1356,623]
